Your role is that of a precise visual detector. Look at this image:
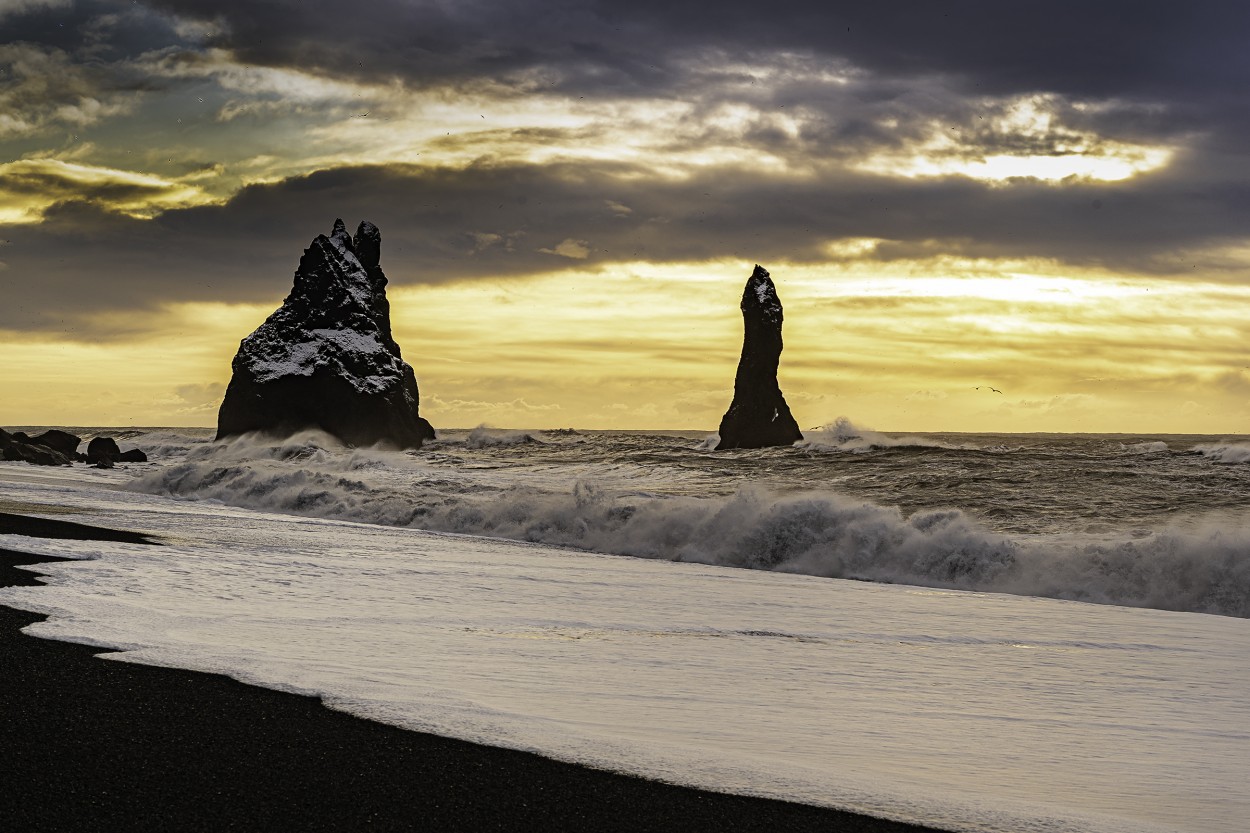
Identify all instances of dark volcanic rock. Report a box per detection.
[29,430,81,457]
[86,437,121,464]
[3,443,70,466]
[1,428,74,466]
[715,265,803,450]
[216,220,434,448]
[81,436,147,466]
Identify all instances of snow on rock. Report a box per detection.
[216,219,435,449]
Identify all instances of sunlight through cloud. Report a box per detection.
[856,94,1174,183]
[0,159,213,223]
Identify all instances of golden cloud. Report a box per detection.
[855,94,1174,183]
[0,158,215,223]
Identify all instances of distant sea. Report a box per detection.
[3,423,1249,832]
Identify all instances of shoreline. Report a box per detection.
[1,511,947,832]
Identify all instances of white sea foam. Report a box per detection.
[458,425,546,448]
[797,416,961,453]
[1194,443,1250,464]
[2,465,1247,833]
[1123,440,1170,454]
[127,432,1250,618]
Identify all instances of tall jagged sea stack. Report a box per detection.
[715,265,803,450]
[216,219,435,448]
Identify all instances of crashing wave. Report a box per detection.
[1194,444,1250,464]
[1122,441,1170,454]
[461,425,545,448]
[796,417,961,454]
[128,435,1250,618]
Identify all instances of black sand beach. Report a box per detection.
[1,511,947,832]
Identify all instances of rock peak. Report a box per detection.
[354,220,382,273]
[743,264,782,322]
[715,264,802,450]
[216,218,434,448]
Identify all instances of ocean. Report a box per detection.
[2,423,1249,832]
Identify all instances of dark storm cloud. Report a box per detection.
[11,1,1246,149]
[138,1,1250,100]
[0,0,208,145]
[5,158,1249,334]
[6,1,1250,337]
[2,0,179,57]
[132,1,1250,164]
[9,2,1242,173]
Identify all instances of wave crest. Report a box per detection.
[797,417,960,454]
[1122,441,1169,454]
[460,425,545,448]
[1194,444,1250,464]
[127,437,1250,618]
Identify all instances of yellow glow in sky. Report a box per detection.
[0,158,214,223]
[3,42,1241,436]
[856,94,1174,183]
[859,146,1173,182]
[4,259,1250,434]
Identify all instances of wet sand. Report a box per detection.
[0,510,946,832]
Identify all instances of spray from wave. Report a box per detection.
[797,417,962,454]
[128,430,1250,618]
[457,425,546,449]
[1194,444,1250,464]
[1122,441,1170,454]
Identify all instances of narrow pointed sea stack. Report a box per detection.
[715,265,803,450]
[216,219,435,448]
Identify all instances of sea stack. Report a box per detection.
[715,265,803,450]
[216,219,435,448]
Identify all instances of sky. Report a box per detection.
[2,0,1250,433]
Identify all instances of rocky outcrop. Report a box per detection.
[2,427,71,467]
[715,265,803,450]
[85,436,121,464]
[84,437,145,466]
[2,428,77,465]
[216,219,435,448]
[28,430,81,457]
[1,429,147,467]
